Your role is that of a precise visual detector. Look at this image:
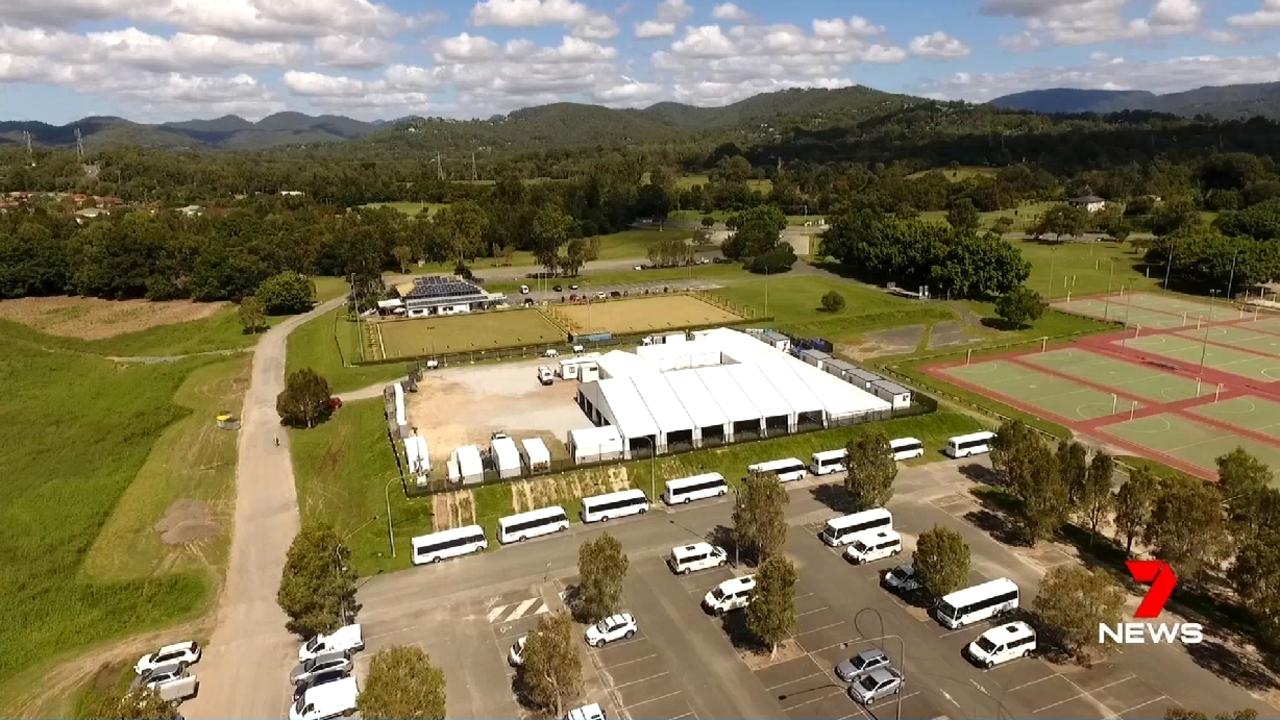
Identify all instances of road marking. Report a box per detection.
[665,712,695,720]
[1007,673,1061,693]
[487,597,550,624]
[623,690,681,709]
[796,621,845,636]
[783,688,844,711]
[604,653,658,670]
[867,691,921,710]
[1029,675,1135,716]
[1109,695,1168,718]
[809,636,860,653]
[969,678,988,696]
[367,624,418,640]
[941,689,960,708]
[613,671,669,689]
[797,606,831,618]
[766,670,825,691]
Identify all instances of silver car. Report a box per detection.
[847,666,903,705]
[834,649,890,682]
[133,663,200,703]
[289,651,353,687]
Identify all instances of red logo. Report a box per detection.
[1126,560,1177,618]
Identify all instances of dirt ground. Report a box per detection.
[509,465,630,513]
[155,499,221,545]
[927,320,973,348]
[406,358,590,466]
[0,296,226,339]
[843,325,925,359]
[554,295,742,335]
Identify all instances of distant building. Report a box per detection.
[1068,195,1108,213]
[279,190,305,197]
[176,205,202,217]
[397,275,499,317]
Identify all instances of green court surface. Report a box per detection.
[1123,292,1219,320]
[1245,316,1280,335]
[1100,413,1280,481]
[1021,348,1203,402]
[942,359,1136,420]
[1123,334,1280,383]
[1051,297,1188,329]
[374,309,564,359]
[1189,395,1280,440]
[1175,326,1280,358]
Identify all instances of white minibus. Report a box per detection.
[497,505,570,544]
[965,621,1037,668]
[935,577,1020,629]
[945,431,996,459]
[667,542,728,575]
[411,524,488,565]
[747,458,807,483]
[811,449,847,475]
[662,472,728,505]
[702,575,755,615]
[820,508,893,547]
[581,488,648,523]
[889,437,925,461]
[843,529,903,565]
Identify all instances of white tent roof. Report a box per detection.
[694,365,763,423]
[596,350,648,379]
[750,355,826,418]
[491,436,520,470]
[663,368,729,429]
[796,364,891,418]
[631,372,694,435]
[521,437,550,465]
[725,363,793,419]
[568,425,623,452]
[595,377,659,439]
[452,445,483,477]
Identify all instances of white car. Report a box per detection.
[966,622,1037,669]
[134,641,201,675]
[299,624,363,662]
[290,651,353,687]
[584,613,637,648]
[544,348,560,358]
[565,703,606,720]
[134,664,200,703]
[509,635,527,666]
[882,564,921,594]
[844,530,903,565]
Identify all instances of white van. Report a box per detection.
[747,458,807,483]
[966,621,1037,668]
[289,676,358,720]
[662,472,728,505]
[520,284,531,294]
[702,575,755,615]
[889,437,925,461]
[298,624,363,662]
[811,449,847,476]
[936,578,1020,629]
[820,508,893,547]
[945,431,996,459]
[844,529,903,565]
[667,542,728,575]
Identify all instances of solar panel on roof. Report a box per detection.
[406,276,484,300]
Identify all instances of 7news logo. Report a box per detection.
[1098,560,1204,645]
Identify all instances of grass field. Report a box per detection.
[675,174,772,193]
[0,328,221,702]
[592,228,696,260]
[1014,239,1158,299]
[360,201,449,217]
[554,295,743,335]
[375,308,564,359]
[906,166,998,181]
[290,398,433,576]
[286,307,408,394]
[919,201,1058,233]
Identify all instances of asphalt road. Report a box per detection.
[354,458,1273,720]
[181,297,346,720]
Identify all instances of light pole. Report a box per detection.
[1208,288,1219,322]
[1163,236,1176,290]
[1226,248,1240,304]
[854,608,906,720]
[384,477,398,558]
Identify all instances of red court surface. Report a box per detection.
[927,292,1280,481]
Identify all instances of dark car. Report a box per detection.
[553,284,563,292]
[609,290,622,298]
[292,669,349,700]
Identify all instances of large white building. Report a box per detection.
[575,328,894,459]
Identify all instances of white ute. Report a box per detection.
[298,624,364,661]
[289,676,359,720]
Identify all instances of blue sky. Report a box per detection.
[0,0,1277,123]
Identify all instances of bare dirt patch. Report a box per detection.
[432,490,477,530]
[553,295,743,335]
[844,325,924,359]
[155,499,221,545]
[510,466,629,513]
[927,320,974,349]
[739,639,806,670]
[0,296,227,340]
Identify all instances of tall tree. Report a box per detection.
[238,295,267,334]
[577,533,628,623]
[732,470,790,563]
[947,198,980,231]
[519,612,582,716]
[532,205,574,276]
[746,555,798,659]
[1114,467,1159,554]
[844,431,898,510]
[561,237,588,277]
[435,200,489,261]
[1232,527,1280,642]
[277,522,359,637]
[1033,566,1126,662]
[357,646,447,720]
[1079,451,1115,536]
[256,270,315,314]
[1217,447,1275,536]
[1056,439,1089,506]
[276,368,333,429]
[1145,475,1230,584]
[913,525,971,599]
[1012,441,1069,546]
[990,419,1039,483]
[995,285,1046,329]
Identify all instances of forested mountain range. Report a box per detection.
[990,82,1280,120]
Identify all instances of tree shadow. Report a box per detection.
[979,317,1028,332]
[959,463,1004,487]
[704,524,753,568]
[810,483,860,514]
[718,609,762,652]
[1185,639,1280,692]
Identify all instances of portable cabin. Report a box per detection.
[450,445,484,485]
[870,379,912,409]
[490,436,521,479]
[520,438,551,473]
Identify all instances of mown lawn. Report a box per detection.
[1011,238,1158,299]
[0,329,218,703]
[290,398,433,576]
[359,201,449,217]
[286,306,408,395]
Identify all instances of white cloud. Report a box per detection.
[435,32,502,61]
[572,13,620,39]
[0,25,301,74]
[998,31,1041,52]
[634,0,691,39]
[314,35,394,68]
[472,0,585,26]
[811,16,884,40]
[283,65,439,115]
[909,31,970,58]
[635,20,676,38]
[711,3,752,22]
[1228,0,1280,29]
[594,78,665,104]
[981,0,1203,46]
[1150,0,1201,26]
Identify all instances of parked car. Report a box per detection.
[570,284,580,290]
[289,651,353,687]
[553,284,563,292]
[609,290,622,298]
[965,622,1037,669]
[572,344,585,353]
[298,624,363,662]
[544,348,560,358]
[847,666,903,705]
[565,703,606,720]
[135,641,201,675]
[289,676,358,720]
[584,613,637,647]
[834,649,890,682]
[595,292,607,300]
[293,669,351,701]
[520,284,530,294]
[538,367,554,385]
[508,635,527,666]
[633,265,643,271]
[134,664,200,703]
[882,564,921,594]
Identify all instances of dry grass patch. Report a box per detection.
[0,296,227,339]
[511,466,630,514]
[431,490,477,530]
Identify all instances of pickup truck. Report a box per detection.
[134,664,199,703]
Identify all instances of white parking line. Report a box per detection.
[783,688,844,711]
[624,690,682,709]
[1110,695,1169,718]
[367,625,418,641]
[1031,675,1135,714]
[613,671,669,690]
[1007,673,1061,693]
[797,606,831,618]
[666,712,696,720]
[867,691,921,710]
[604,653,658,670]
[766,670,826,691]
[590,637,645,653]
[796,621,845,636]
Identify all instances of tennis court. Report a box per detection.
[1020,347,1203,402]
[1174,325,1280,357]
[1099,412,1280,482]
[1050,296,1189,329]
[1123,291,1220,320]
[942,359,1138,421]
[1189,395,1280,441]
[373,309,565,359]
[1123,333,1280,383]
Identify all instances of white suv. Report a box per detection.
[134,641,201,675]
[584,613,637,647]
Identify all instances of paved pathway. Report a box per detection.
[183,297,344,720]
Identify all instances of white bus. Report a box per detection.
[935,577,1020,629]
[411,525,488,565]
[662,472,728,505]
[811,449,847,476]
[889,437,925,461]
[667,542,728,575]
[497,506,570,544]
[820,508,893,547]
[581,488,648,523]
[945,431,996,459]
[747,458,807,483]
